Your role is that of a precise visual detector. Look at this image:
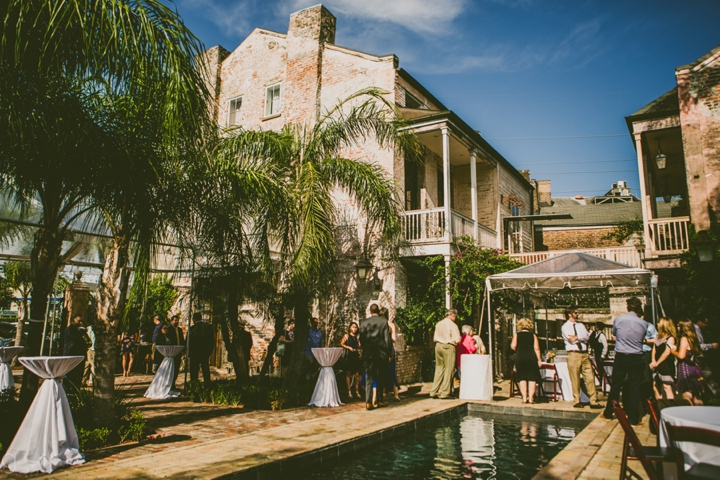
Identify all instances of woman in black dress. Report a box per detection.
[650,317,676,400]
[510,317,542,403]
[341,321,362,398]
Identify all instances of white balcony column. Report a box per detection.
[444,254,452,309]
[442,127,452,241]
[470,149,479,242]
[634,132,652,256]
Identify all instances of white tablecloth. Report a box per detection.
[144,345,185,400]
[0,346,23,391]
[659,406,720,472]
[539,360,589,402]
[308,348,344,407]
[459,354,493,401]
[0,356,85,473]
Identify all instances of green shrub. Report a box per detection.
[66,385,149,450]
[77,427,111,450]
[117,411,147,444]
[187,378,315,410]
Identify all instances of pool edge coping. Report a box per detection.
[224,401,598,480]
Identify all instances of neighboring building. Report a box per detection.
[200,5,534,379]
[625,44,720,270]
[520,180,674,267]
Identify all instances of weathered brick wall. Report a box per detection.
[541,227,623,250]
[499,167,533,251]
[395,333,432,384]
[677,54,720,228]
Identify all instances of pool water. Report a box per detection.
[300,412,587,479]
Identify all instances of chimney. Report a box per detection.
[288,5,336,44]
[284,5,336,124]
[537,179,552,207]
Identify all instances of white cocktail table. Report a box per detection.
[144,345,185,400]
[0,356,85,473]
[308,347,344,407]
[0,346,23,391]
[659,406,720,474]
[459,354,493,400]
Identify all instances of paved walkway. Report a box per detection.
[0,374,660,479]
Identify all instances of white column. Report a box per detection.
[442,127,452,241]
[470,149,478,243]
[444,254,452,309]
[634,132,652,257]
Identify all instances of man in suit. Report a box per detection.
[169,314,185,389]
[360,303,392,410]
[189,313,215,384]
[63,314,87,391]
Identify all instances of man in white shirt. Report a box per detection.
[562,307,602,409]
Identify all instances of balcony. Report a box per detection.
[402,209,498,249]
[647,216,689,255]
[510,246,643,268]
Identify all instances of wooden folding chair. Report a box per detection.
[539,363,559,402]
[612,401,671,480]
[664,424,720,479]
[646,398,660,438]
[590,357,608,393]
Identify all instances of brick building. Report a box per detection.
[200,5,534,379]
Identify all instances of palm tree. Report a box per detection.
[281,90,421,387]
[0,0,213,412]
[218,88,421,388]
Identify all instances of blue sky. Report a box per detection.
[168,0,720,198]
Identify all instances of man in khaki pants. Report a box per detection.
[430,309,461,399]
[561,307,603,409]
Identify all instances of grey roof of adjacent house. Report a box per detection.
[537,198,674,228]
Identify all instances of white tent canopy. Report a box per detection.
[482,251,656,379]
[486,251,654,293]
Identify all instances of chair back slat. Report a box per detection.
[612,401,660,480]
[665,424,720,447]
[646,399,660,436]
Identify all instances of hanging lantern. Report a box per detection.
[354,256,373,281]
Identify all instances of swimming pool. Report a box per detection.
[299,412,588,479]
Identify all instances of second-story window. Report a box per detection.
[228,96,242,126]
[265,84,281,117]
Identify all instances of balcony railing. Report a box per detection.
[510,246,643,268]
[403,209,497,248]
[647,216,689,254]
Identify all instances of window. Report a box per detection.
[404,89,425,109]
[228,97,242,126]
[265,84,281,117]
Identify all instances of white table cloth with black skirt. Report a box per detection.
[0,346,23,391]
[0,356,86,474]
[308,347,344,407]
[144,345,185,400]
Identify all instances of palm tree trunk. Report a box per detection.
[19,227,64,406]
[93,233,130,427]
[260,310,285,377]
[13,294,28,347]
[283,288,311,389]
[223,291,249,384]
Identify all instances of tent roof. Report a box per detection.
[487,251,654,293]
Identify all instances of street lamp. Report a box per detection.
[655,142,667,170]
[354,256,373,281]
[695,230,715,262]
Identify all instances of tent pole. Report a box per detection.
[650,287,657,326]
[486,287,493,377]
[545,297,549,353]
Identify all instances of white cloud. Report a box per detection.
[284,0,467,35]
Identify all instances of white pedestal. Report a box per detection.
[459,355,493,401]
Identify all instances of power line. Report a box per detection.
[486,134,628,140]
[439,91,660,97]
[532,169,637,175]
[514,158,636,166]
